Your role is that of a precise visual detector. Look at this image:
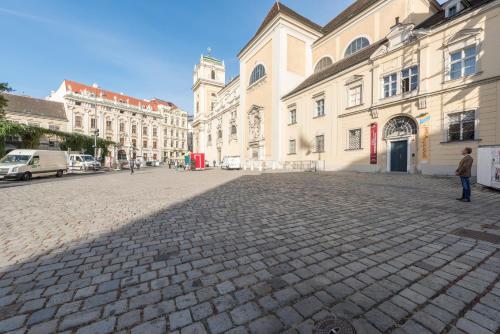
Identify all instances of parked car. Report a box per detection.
[68,153,101,171]
[221,156,242,170]
[0,149,67,181]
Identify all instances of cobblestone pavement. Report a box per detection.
[1,168,499,334]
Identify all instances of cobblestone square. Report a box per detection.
[0,168,499,333]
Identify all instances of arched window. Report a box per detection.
[383,116,417,139]
[211,70,216,80]
[249,64,266,86]
[314,57,333,73]
[345,37,370,57]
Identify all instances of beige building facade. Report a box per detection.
[193,0,500,175]
[2,93,68,152]
[50,80,188,163]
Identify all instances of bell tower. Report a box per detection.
[192,49,225,153]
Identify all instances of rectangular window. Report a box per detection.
[348,128,362,150]
[315,135,325,153]
[348,85,362,107]
[315,99,325,117]
[119,123,125,132]
[402,66,419,93]
[132,124,137,134]
[75,101,82,106]
[289,139,296,154]
[447,110,475,142]
[153,141,157,149]
[132,139,136,147]
[153,127,157,137]
[120,137,125,145]
[289,109,297,125]
[90,118,97,129]
[106,119,112,130]
[450,46,477,80]
[143,127,148,136]
[74,116,82,128]
[383,73,398,98]
[143,140,148,148]
[448,5,457,17]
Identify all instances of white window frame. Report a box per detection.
[443,109,479,142]
[401,65,419,93]
[315,134,325,153]
[347,128,362,150]
[448,46,477,81]
[313,94,325,118]
[345,36,371,58]
[288,108,297,125]
[249,63,267,87]
[314,56,334,73]
[348,85,363,107]
[289,139,296,155]
[382,73,398,98]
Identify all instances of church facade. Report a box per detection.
[193,0,500,175]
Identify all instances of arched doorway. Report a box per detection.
[383,116,417,172]
[117,150,127,161]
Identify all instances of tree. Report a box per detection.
[0,83,13,119]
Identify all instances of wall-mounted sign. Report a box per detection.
[421,126,430,161]
[419,115,431,124]
[370,123,378,164]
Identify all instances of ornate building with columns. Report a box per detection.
[193,0,500,175]
[49,80,188,163]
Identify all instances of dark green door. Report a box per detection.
[390,140,407,172]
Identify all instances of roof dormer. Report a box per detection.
[443,0,469,18]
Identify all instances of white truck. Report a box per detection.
[68,153,101,171]
[0,149,68,181]
[221,156,242,170]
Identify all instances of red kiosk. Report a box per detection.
[190,153,205,170]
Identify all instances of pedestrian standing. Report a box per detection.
[130,159,135,174]
[213,160,216,168]
[455,147,474,202]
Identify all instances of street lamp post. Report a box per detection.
[93,129,99,160]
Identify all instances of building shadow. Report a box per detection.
[1,170,499,333]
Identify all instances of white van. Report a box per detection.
[68,153,101,171]
[0,149,68,181]
[221,156,242,170]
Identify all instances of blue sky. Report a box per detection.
[1,1,391,113]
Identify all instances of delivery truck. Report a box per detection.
[0,149,68,181]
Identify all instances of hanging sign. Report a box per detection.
[370,123,378,164]
[421,126,430,161]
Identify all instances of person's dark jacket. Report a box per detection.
[456,155,473,177]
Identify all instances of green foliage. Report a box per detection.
[0,83,13,119]
[0,120,115,157]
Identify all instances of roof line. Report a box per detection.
[237,1,322,57]
[282,39,386,100]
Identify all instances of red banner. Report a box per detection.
[370,123,377,164]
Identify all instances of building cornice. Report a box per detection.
[64,92,184,119]
[338,75,500,118]
[192,78,225,92]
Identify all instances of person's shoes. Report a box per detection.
[461,199,471,202]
